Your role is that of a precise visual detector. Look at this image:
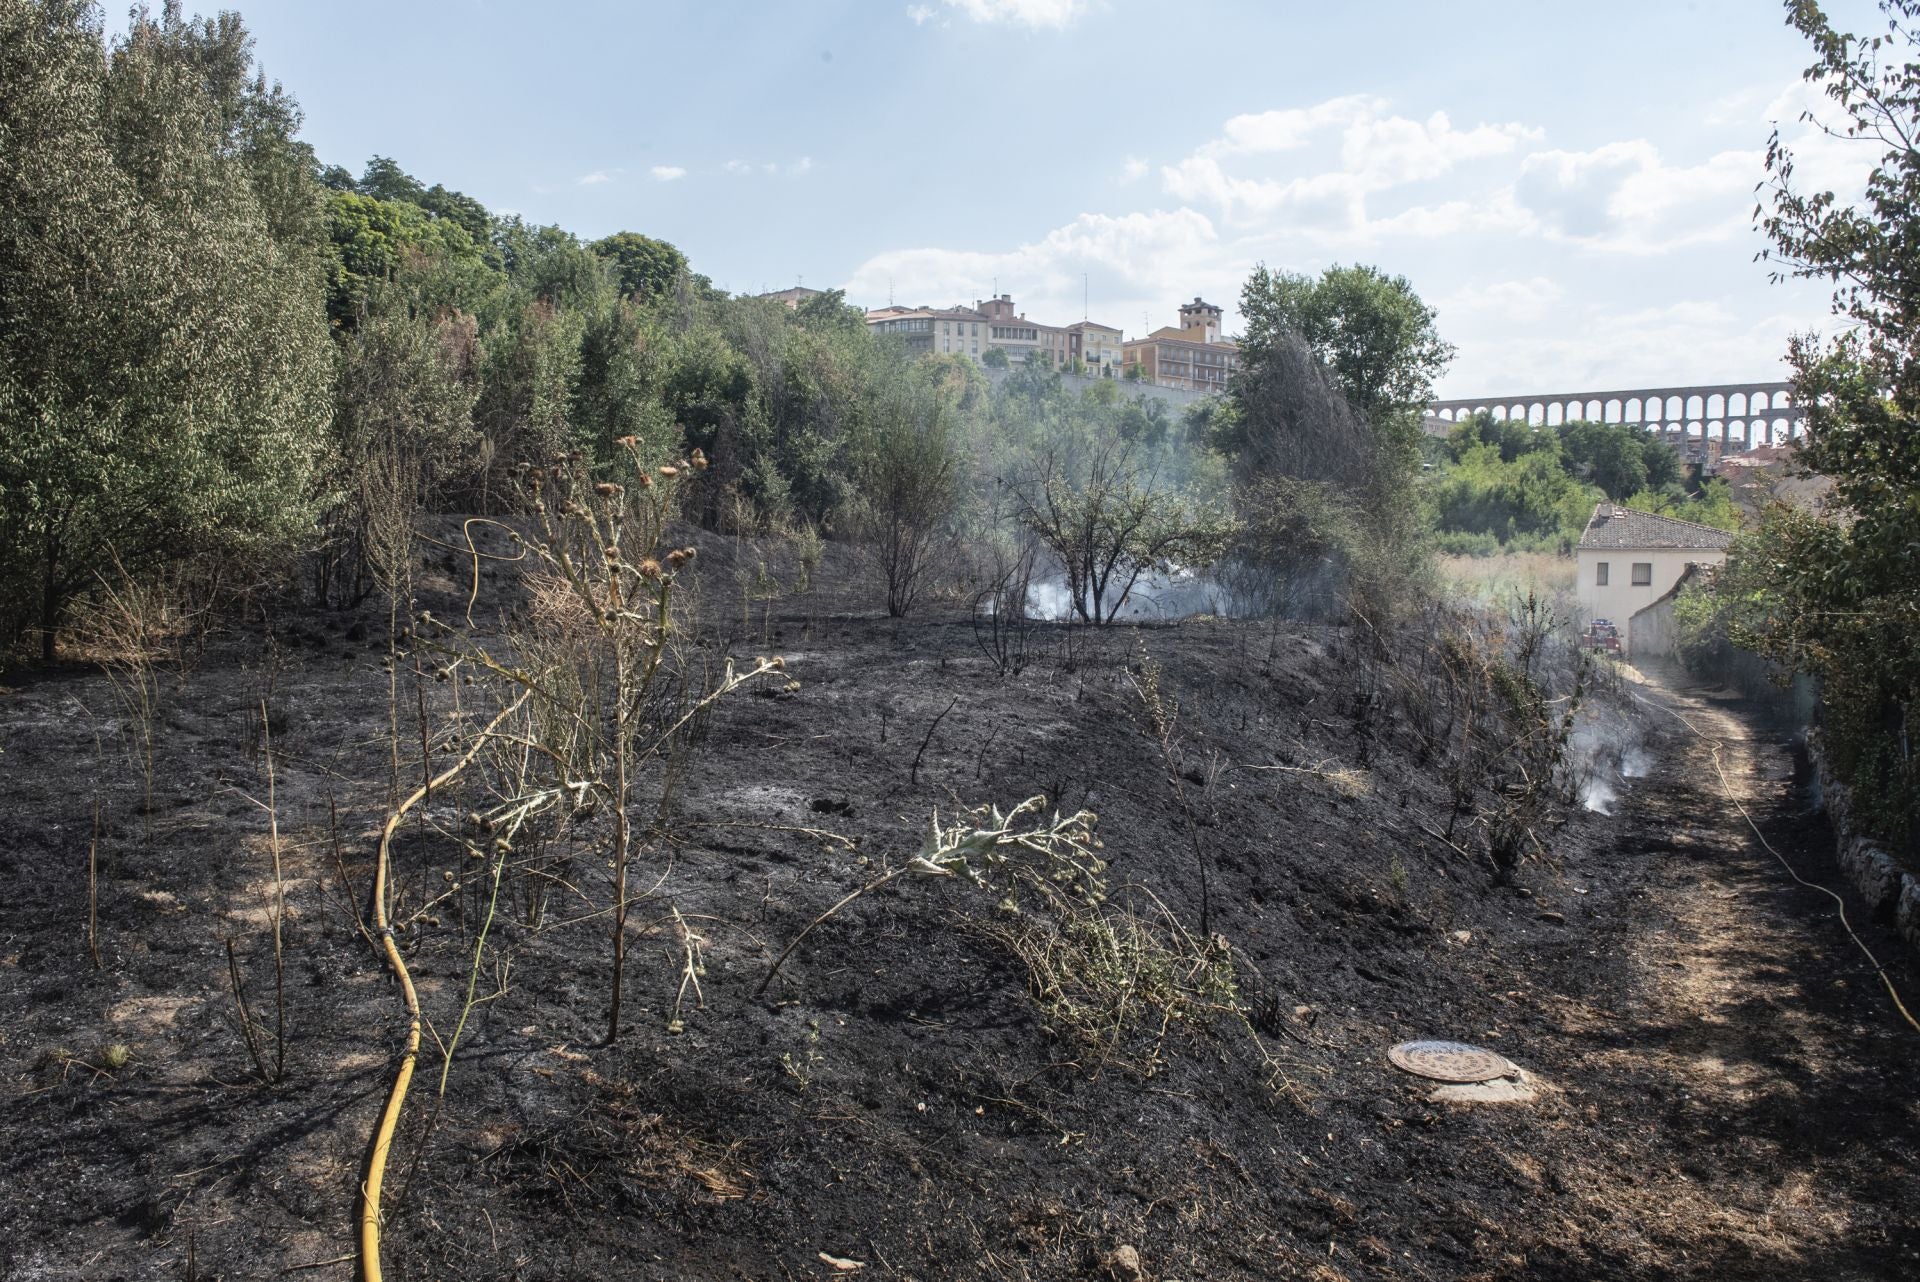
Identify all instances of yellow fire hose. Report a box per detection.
[359,693,527,1282]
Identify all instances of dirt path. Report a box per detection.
[1545,669,1920,1279]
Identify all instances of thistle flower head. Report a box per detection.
[658,465,679,479]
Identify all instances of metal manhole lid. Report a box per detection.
[1388,1040,1517,1083]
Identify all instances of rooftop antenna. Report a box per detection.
[1083,273,1088,321]
[888,274,894,306]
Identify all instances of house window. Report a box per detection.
[1632,562,1653,586]
[1596,562,1609,586]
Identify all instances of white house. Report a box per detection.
[1575,503,1734,653]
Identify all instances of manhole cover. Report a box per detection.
[1388,1040,1517,1083]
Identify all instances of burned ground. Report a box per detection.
[1,534,1915,1281]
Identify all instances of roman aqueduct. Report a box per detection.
[1428,380,1806,450]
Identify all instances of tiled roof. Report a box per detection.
[1576,503,1736,551]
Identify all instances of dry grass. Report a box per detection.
[1437,551,1576,603]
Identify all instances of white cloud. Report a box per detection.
[1120,155,1148,183]
[1513,141,1757,252]
[723,159,752,175]
[649,165,687,182]
[936,0,1097,29]
[1164,97,1540,235]
[1200,96,1385,158]
[576,170,617,186]
[791,156,814,176]
[1342,111,1540,186]
[906,3,936,23]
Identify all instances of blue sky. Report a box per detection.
[184,0,1886,395]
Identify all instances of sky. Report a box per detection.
[175,0,1890,396]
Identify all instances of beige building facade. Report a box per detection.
[867,294,1066,365]
[1067,320,1124,376]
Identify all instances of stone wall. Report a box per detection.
[1811,736,1920,952]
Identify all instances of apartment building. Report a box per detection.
[866,294,1067,366]
[867,293,1221,387]
[866,305,988,357]
[1067,320,1124,377]
[1123,297,1239,393]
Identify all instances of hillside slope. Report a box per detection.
[1,543,1914,1281]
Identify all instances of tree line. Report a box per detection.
[1425,412,1738,556]
[0,1,1460,662]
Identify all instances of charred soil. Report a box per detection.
[1,537,1915,1281]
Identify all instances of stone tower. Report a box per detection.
[1178,296,1222,343]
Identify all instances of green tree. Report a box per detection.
[1007,428,1233,625]
[1738,0,1920,849]
[1558,419,1650,500]
[591,230,689,300]
[853,371,960,616]
[0,0,331,657]
[325,190,491,325]
[318,280,480,605]
[1239,263,1454,443]
[790,287,867,336]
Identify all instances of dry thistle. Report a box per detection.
[690,448,709,471]
[638,558,662,580]
[595,482,621,497]
[658,465,679,479]
[638,473,654,489]
[617,435,639,449]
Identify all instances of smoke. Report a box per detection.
[1567,705,1654,816]
[1582,776,1618,816]
[1009,564,1249,622]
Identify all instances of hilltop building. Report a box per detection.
[1067,320,1124,377]
[760,285,829,309]
[1123,298,1239,392]
[1575,503,1734,652]
[866,304,983,357]
[865,294,1115,372]
[865,292,1226,388]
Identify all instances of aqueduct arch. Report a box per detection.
[1428,380,1806,452]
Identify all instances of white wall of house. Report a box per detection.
[1575,547,1726,649]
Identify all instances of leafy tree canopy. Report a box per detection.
[0,0,332,656]
[1239,262,1454,432]
[1729,0,1920,848]
[591,231,689,300]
